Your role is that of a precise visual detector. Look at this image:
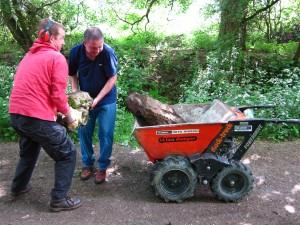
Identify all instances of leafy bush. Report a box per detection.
[181,51,300,140]
[64,32,85,53]
[117,51,157,107]
[189,31,217,51]
[0,65,18,141]
[248,41,298,56]
[152,48,198,102]
[115,31,163,53]
[114,106,135,146]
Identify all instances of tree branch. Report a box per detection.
[166,0,175,21]
[244,0,280,22]
[114,0,158,32]
[36,0,61,13]
[0,0,32,50]
[70,2,82,31]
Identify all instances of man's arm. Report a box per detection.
[51,55,70,115]
[92,75,117,108]
[70,75,79,92]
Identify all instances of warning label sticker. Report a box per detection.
[156,129,200,135]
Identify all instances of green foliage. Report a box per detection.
[128,0,192,12]
[202,2,220,18]
[103,0,193,32]
[243,48,296,85]
[113,31,199,104]
[117,53,154,106]
[114,31,163,69]
[116,31,163,50]
[1,14,299,144]
[0,65,17,142]
[113,31,165,106]
[0,27,23,63]
[114,106,136,146]
[249,41,298,55]
[152,48,198,102]
[63,32,84,53]
[188,31,217,50]
[49,1,81,31]
[181,50,300,140]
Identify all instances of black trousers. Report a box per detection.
[10,114,76,201]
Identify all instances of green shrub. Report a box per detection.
[189,31,217,50]
[181,51,300,141]
[116,31,163,49]
[114,106,136,146]
[117,53,156,107]
[248,41,298,56]
[0,65,18,142]
[64,32,85,53]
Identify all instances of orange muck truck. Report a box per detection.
[133,100,300,202]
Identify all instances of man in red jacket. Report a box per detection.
[9,18,81,212]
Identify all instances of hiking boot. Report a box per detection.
[94,169,106,184]
[49,196,82,212]
[80,167,94,180]
[11,185,32,197]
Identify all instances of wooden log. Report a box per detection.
[126,92,185,126]
[126,93,237,126]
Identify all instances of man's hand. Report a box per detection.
[91,98,100,109]
[67,120,79,131]
[91,75,117,109]
[64,110,75,124]
[63,107,82,131]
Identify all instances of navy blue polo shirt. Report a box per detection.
[68,43,118,106]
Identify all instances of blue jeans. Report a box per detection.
[78,102,116,170]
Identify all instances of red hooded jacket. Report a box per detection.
[9,40,70,121]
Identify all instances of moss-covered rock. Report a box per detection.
[68,91,93,126]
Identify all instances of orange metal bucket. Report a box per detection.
[134,122,226,162]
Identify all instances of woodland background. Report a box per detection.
[0,0,299,144]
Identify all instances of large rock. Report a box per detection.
[68,91,93,125]
[57,91,93,130]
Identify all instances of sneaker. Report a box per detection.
[94,169,106,184]
[11,185,32,197]
[49,196,82,212]
[80,167,94,180]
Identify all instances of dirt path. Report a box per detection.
[0,140,300,225]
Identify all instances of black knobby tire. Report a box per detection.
[151,156,197,203]
[211,161,254,202]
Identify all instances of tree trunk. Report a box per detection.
[264,13,271,41]
[0,0,34,51]
[293,41,300,66]
[4,17,33,51]
[240,19,247,51]
[218,0,249,51]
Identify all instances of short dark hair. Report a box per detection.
[84,27,104,41]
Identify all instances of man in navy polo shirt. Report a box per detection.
[69,27,118,184]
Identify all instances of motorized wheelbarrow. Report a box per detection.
[132,100,300,202]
